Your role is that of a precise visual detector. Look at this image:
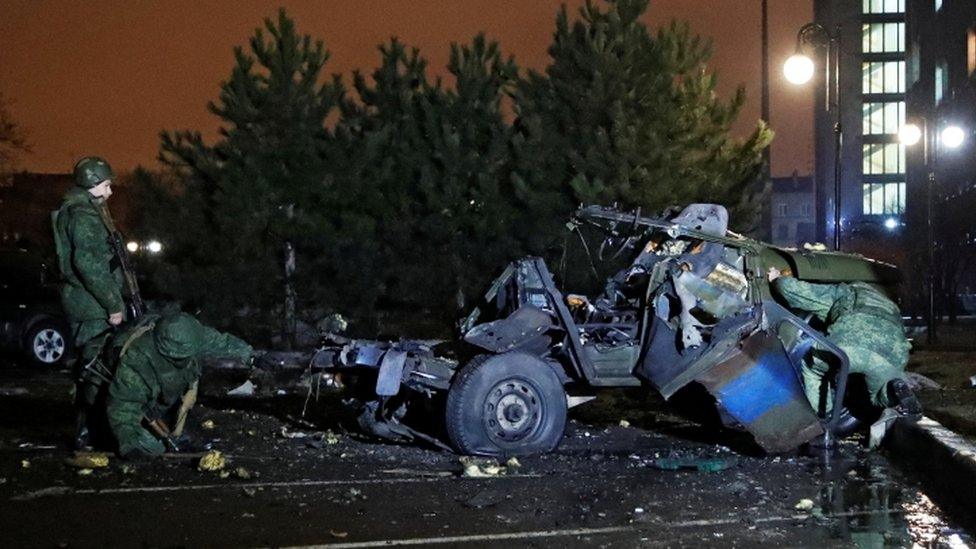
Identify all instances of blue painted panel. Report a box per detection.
[715,348,804,425]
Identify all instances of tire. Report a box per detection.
[23,319,70,366]
[445,352,567,457]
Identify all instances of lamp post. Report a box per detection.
[900,119,966,344]
[784,23,843,251]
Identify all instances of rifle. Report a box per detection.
[142,414,180,452]
[94,201,146,320]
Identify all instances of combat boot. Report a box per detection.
[886,379,922,421]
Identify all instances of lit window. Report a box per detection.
[935,0,943,12]
[863,61,906,94]
[935,62,947,104]
[968,28,976,76]
[862,102,905,135]
[862,182,906,215]
[863,0,904,14]
[863,143,905,175]
[862,23,905,54]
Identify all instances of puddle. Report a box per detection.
[808,445,972,547]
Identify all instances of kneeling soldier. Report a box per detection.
[106,312,252,458]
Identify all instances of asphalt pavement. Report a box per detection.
[0,359,972,548]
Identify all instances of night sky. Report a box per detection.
[0,0,812,176]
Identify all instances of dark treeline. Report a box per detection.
[132,0,772,343]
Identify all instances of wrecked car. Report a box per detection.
[290,204,900,456]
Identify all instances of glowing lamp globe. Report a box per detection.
[784,54,815,85]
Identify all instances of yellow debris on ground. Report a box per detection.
[20,460,30,469]
[64,452,110,469]
[459,456,506,477]
[794,498,815,511]
[619,419,631,428]
[324,431,340,445]
[198,450,226,472]
[201,419,216,430]
[505,457,521,469]
[76,468,93,476]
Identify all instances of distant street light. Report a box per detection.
[884,217,899,230]
[941,125,966,149]
[785,22,843,250]
[146,240,163,254]
[900,117,968,344]
[126,241,139,253]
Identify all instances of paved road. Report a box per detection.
[0,361,971,547]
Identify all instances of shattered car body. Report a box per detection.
[299,205,900,456]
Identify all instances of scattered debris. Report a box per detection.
[20,459,30,469]
[650,457,735,473]
[233,466,255,480]
[17,442,56,450]
[619,420,631,428]
[227,380,255,397]
[329,530,349,539]
[794,498,815,511]
[0,387,29,396]
[201,419,216,430]
[76,468,93,476]
[505,457,521,469]
[64,452,110,469]
[463,488,506,509]
[279,427,312,439]
[634,507,645,514]
[324,430,340,445]
[120,465,135,475]
[197,450,226,472]
[241,486,257,497]
[460,456,507,478]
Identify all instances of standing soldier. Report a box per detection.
[52,156,125,447]
[768,267,922,424]
[106,312,252,458]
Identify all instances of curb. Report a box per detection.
[885,416,976,527]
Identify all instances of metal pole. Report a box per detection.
[924,119,938,344]
[831,25,842,251]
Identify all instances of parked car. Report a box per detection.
[297,204,900,456]
[0,249,71,366]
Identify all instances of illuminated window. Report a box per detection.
[935,62,947,104]
[862,23,905,54]
[862,182,906,215]
[968,28,976,76]
[863,61,906,94]
[862,102,905,135]
[863,143,905,175]
[935,0,943,12]
[863,0,904,14]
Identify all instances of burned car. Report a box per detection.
[297,204,899,456]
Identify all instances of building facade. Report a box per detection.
[770,172,817,247]
[811,0,909,246]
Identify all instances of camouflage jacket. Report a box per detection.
[51,187,124,321]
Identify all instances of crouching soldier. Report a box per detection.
[106,312,252,458]
[768,268,921,426]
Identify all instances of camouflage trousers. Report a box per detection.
[802,342,907,415]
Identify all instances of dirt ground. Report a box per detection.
[907,323,976,438]
[0,361,973,547]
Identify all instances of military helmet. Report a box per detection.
[73,156,114,189]
[153,313,206,363]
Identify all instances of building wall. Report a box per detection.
[770,174,817,247]
[813,0,908,246]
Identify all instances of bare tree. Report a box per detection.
[0,93,31,176]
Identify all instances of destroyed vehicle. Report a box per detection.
[306,204,900,456]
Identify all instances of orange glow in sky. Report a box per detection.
[0,0,812,176]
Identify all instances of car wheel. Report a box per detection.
[445,352,567,457]
[24,320,69,366]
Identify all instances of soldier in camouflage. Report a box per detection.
[52,157,125,447]
[106,312,252,458]
[768,267,922,422]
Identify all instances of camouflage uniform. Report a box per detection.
[52,186,125,358]
[773,277,911,412]
[106,313,252,457]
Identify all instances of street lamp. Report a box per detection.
[900,118,966,343]
[784,23,843,250]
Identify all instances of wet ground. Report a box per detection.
[0,359,973,548]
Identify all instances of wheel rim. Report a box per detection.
[32,329,65,364]
[483,378,544,445]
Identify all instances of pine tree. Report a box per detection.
[511,0,772,239]
[151,9,342,340]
